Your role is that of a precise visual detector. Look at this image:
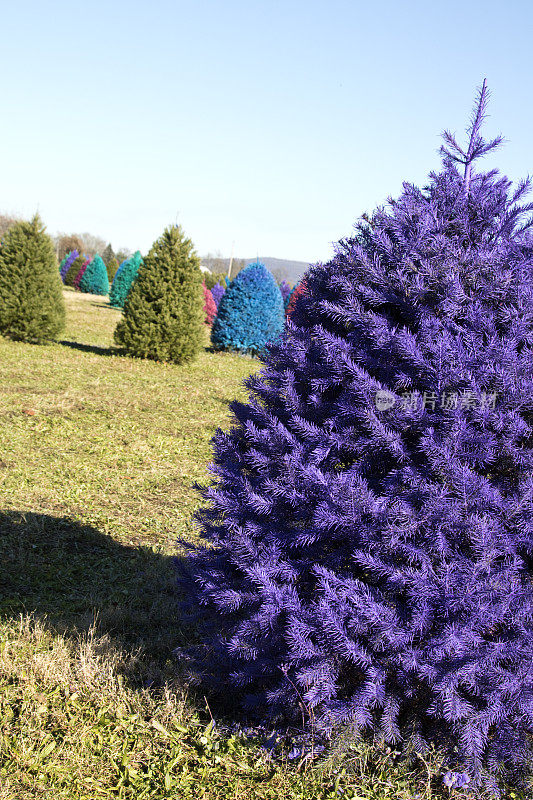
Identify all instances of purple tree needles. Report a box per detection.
[211,281,226,308]
[175,84,533,795]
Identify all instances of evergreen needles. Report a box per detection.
[211,262,285,355]
[114,225,204,364]
[79,254,109,295]
[175,84,533,794]
[0,215,65,343]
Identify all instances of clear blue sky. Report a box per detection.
[1,0,531,263]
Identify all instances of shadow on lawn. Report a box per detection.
[59,340,123,357]
[0,510,188,686]
[91,302,120,310]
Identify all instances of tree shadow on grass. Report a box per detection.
[0,510,189,687]
[59,340,123,357]
[90,302,120,310]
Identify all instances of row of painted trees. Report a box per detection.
[57,235,306,359]
[57,234,304,358]
[0,216,303,363]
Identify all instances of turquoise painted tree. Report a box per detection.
[79,254,109,295]
[109,251,143,307]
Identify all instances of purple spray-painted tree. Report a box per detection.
[59,250,79,282]
[279,280,291,309]
[176,82,533,794]
[211,281,226,309]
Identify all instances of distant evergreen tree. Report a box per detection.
[79,254,109,295]
[101,243,115,267]
[279,280,292,309]
[63,253,86,287]
[58,252,69,276]
[109,251,143,307]
[113,257,129,282]
[286,279,307,317]
[73,256,91,289]
[115,249,131,265]
[114,225,204,363]
[0,215,65,342]
[203,282,216,325]
[211,281,226,308]
[59,249,79,281]
[106,255,120,283]
[211,262,285,355]
[204,271,230,290]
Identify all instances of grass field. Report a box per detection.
[0,290,494,799]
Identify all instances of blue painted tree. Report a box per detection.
[210,262,285,355]
[176,83,533,795]
[78,254,109,295]
[109,251,143,307]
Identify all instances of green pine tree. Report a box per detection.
[203,270,227,290]
[106,255,120,283]
[63,253,85,287]
[101,243,115,267]
[114,225,204,364]
[0,215,65,343]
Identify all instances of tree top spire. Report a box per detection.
[440,79,504,194]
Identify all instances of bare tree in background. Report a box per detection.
[55,232,108,259]
[56,234,84,261]
[115,248,133,264]
[270,266,287,284]
[202,253,246,279]
[77,232,107,257]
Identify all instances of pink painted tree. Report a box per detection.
[73,256,91,290]
[203,282,216,325]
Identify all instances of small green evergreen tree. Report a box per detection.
[203,270,227,290]
[106,255,120,283]
[101,243,115,267]
[63,253,86,287]
[0,215,65,343]
[114,225,204,363]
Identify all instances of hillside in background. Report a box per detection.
[201,255,312,285]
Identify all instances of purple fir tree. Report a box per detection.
[59,249,79,282]
[211,281,226,309]
[279,280,291,309]
[175,82,533,795]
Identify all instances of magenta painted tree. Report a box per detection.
[73,256,91,290]
[203,282,217,325]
